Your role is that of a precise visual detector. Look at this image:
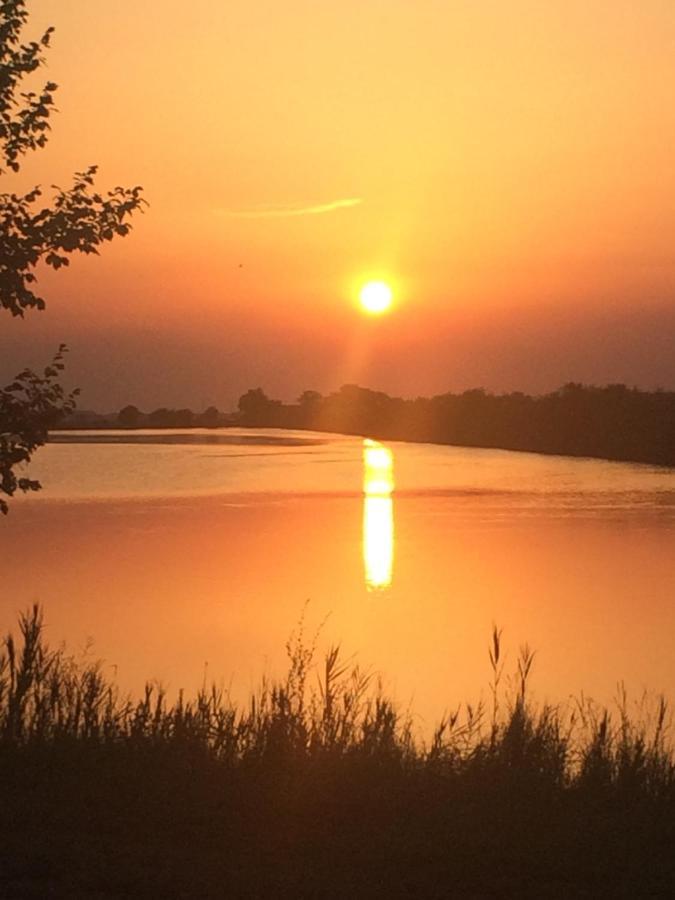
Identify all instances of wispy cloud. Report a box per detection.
[215,197,363,219]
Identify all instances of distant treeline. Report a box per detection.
[64,382,675,466]
[239,382,675,466]
[64,404,234,429]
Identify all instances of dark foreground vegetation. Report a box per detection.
[2,608,675,898]
[70,382,675,468]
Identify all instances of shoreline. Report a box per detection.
[51,423,675,470]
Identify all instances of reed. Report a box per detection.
[1,605,674,897]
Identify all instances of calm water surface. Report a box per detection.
[3,429,675,728]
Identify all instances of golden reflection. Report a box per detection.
[363,439,394,590]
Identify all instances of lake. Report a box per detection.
[3,428,675,730]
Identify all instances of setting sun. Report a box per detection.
[359,280,393,315]
[3,2,675,894]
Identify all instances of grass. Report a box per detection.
[1,606,674,897]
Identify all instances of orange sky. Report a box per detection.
[3,0,675,409]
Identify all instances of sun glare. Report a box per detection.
[359,280,393,315]
[363,439,394,590]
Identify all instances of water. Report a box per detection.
[3,429,675,729]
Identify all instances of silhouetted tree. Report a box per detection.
[238,388,281,426]
[198,406,220,427]
[232,381,675,467]
[174,408,194,427]
[297,390,322,426]
[0,344,76,513]
[147,408,169,426]
[0,0,145,512]
[298,390,322,410]
[118,405,141,427]
[145,407,195,427]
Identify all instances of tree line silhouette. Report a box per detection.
[237,382,675,467]
[116,404,222,428]
[91,382,675,467]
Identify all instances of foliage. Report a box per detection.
[238,386,282,426]
[117,404,141,427]
[1,607,674,895]
[1,166,144,317]
[0,343,77,513]
[0,0,55,173]
[237,381,675,467]
[0,0,145,512]
[199,405,220,427]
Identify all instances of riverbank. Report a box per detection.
[58,381,675,468]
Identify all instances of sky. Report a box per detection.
[3,0,675,410]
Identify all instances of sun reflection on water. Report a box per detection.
[363,439,394,591]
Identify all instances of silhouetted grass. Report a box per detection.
[1,606,674,897]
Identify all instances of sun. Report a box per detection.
[359,280,393,315]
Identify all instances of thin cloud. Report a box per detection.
[216,197,363,219]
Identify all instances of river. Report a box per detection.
[2,428,674,729]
